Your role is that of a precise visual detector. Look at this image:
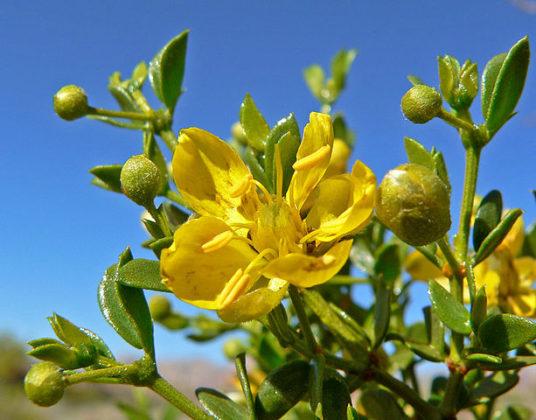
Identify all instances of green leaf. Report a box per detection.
[469,371,518,404]
[429,280,472,335]
[423,306,445,357]
[196,388,248,420]
[149,30,189,112]
[143,131,169,194]
[432,151,451,192]
[404,137,434,169]
[473,190,503,252]
[118,259,169,292]
[373,284,391,348]
[478,314,536,353]
[131,61,148,90]
[108,72,139,112]
[438,55,459,105]
[239,93,270,151]
[148,236,173,258]
[332,113,355,146]
[407,75,424,86]
[493,404,533,420]
[79,327,115,359]
[360,389,407,420]
[483,37,530,134]
[521,222,536,257]
[98,250,154,355]
[321,369,351,420]
[28,338,62,348]
[263,113,300,193]
[255,360,311,420]
[48,314,93,346]
[28,343,80,369]
[243,147,270,188]
[161,202,189,231]
[374,243,401,284]
[304,65,325,102]
[466,353,502,364]
[90,164,123,193]
[471,286,488,332]
[474,209,523,265]
[331,49,357,94]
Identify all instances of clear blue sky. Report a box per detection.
[1,1,535,363]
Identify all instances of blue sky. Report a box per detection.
[1,1,535,363]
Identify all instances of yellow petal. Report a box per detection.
[172,127,258,222]
[304,161,376,242]
[287,113,334,211]
[404,250,444,281]
[513,256,536,286]
[507,291,536,317]
[324,139,351,178]
[218,278,289,323]
[160,216,258,309]
[262,240,352,288]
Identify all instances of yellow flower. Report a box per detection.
[161,113,376,322]
[405,215,536,317]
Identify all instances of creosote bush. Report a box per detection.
[25,30,536,420]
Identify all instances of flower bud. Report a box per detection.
[231,122,247,145]
[149,295,172,321]
[120,155,162,206]
[376,163,451,246]
[401,85,442,124]
[223,339,246,359]
[53,85,89,121]
[24,362,66,407]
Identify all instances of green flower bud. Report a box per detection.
[149,295,172,321]
[24,362,66,407]
[53,85,89,121]
[231,122,247,145]
[376,163,451,246]
[222,339,246,360]
[120,155,162,206]
[401,85,442,124]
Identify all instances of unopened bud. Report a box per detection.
[24,362,66,407]
[53,85,89,121]
[376,163,451,246]
[149,295,172,321]
[120,155,162,206]
[401,85,442,124]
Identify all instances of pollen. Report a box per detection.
[230,173,253,198]
[201,230,235,253]
[293,145,331,171]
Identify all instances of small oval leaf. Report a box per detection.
[322,369,351,420]
[478,314,536,353]
[429,280,472,335]
[473,190,503,252]
[239,93,270,151]
[118,259,169,292]
[360,389,406,420]
[196,387,248,420]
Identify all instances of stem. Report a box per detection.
[65,364,138,385]
[88,115,147,130]
[88,107,154,122]
[454,146,481,260]
[165,189,188,207]
[158,128,178,151]
[289,285,317,351]
[372,369,441,419]
[440,371,463,418]
[438,108,475,132]
[150,376,210,420]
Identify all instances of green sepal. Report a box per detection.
[473,190,503,252]
[482,36,530,135]
[429,280,472,335]
[28,343,81,369]
[332,113,355,146]
[143,131,169,195]
[255,360,311,420]
[321,369,351,420]
[303,64,326,103]
[98,249,154,356]
[239,93,270,151]
[117,258,169,292]
[149,30,189,113]
[478,314,536,353]
[471,286,488,332]
[360,389,407,419]
[473,209,523,265]
[90,164,123,193]
[263,113,300,193]
[195,387,248,420]
[330,49,357,97]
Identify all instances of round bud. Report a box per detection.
[24,362,66,407]
[120,155,162,206]
[401,85,442,124]
[223,339,246,360]
[376,163,451,246]
[231,122,247,145]
[53,85,89,121]
[149,295,172,321]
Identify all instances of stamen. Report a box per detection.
[220,273,251,308]
[217,268,244,307]
[244,248,278,274]
[230,174,253,198]
[252,179,273,204]
[275,143,284,198]
[293,145,331,171]
[201,230,234,253]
